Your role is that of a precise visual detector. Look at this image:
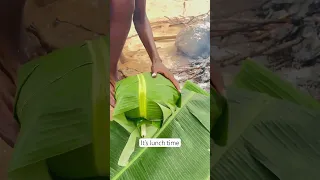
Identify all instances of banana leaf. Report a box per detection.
[112,72,181,166]
[113,72,181,166]
[113,72,181,133]
[211,60,320,180]
[233,59,320,109]
[110,81,210,180]
[210,86,228,146]
[9,36,110,179]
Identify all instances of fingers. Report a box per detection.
[110,93,115,108]
[154,70,180,91]
[169,75,181,92]
[211,63,225,96]
[152,72,157,78]
[110,105,114,121]
[110,82,116,108]
[211,79,226,97]
[110,98,115,108]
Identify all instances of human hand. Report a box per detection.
[211,62,225,96]
[0,73,20,148]
[110,80,116,108]
[151,59,180,91]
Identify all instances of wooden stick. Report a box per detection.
[154,35,176,41]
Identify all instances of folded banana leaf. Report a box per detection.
[210,86,228,146]
[234,59,320,109]
[9,36,110,179]
[110,80,210,180]
[211,60,320,180]
[112,72,181,167]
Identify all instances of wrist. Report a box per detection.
[151,56,161,64]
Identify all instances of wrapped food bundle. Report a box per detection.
[210,86,229,146]
[111,79,211,179]
[113,72,181,137]
[112,73,181,167]
[10,37,109,179]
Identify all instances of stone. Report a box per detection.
[175,21,210,59]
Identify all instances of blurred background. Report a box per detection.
[0,0,209,179]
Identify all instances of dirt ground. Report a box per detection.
[119,0,210,83]
[211,0,320,99]
[0,0,209,179]
[2,0,318,179]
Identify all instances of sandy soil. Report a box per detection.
[0,0,209,179]
[2,0,318,179]
[120,0,210,77]
[114,0,210,129]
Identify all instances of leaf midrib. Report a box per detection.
[112,91,196,180]
[89,38,109,176]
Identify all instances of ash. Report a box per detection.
[211,0,320,100]
[173,57,210,92]
[173,14,211,91]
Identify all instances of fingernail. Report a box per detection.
[152,73,157,77]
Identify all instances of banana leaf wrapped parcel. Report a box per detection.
[111,74,211,180]
[210,85,229,146]
[9,37,109,180]
[112,72,181,166]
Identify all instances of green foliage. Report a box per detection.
[211,60,320,180]
[210,87,228,146]
[110,81,210,180]
[10,36,110,179]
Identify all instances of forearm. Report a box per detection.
[110,19,132,80]
[0,0,26,49]
[133,16,161,63]
[110,0,134,80]
[0,0,27,66]
[211,62,225,96]
[0,0,26,147]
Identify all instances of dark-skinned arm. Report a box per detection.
[211,62,225,96]
[133,0,161,64]
[0,0,27,147]
[133,0,180,90]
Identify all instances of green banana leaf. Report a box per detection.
[233,59,320,109]
[10,36,110,179]
[110,81,210,180]
[112,72,181,166]
[210,86,228,146]
[211,60,320,180]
